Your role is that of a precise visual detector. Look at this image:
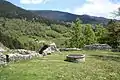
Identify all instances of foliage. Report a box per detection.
[45,30,62,38]
[106,20,120,48]
[0,17,70,50]
[95,24,108,44]
[68,19,98,48]
[113,8,120,17]
[0,31,23,49]
[84,24,96,45]
[69,18,85,48]
[51,24,69,33]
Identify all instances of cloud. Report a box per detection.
[73,0,120,19]
[20,0,50,4]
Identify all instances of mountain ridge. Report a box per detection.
[0,0,60,25]
[30,10,110,24]
[0,0,112,25]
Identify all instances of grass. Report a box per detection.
[0,50,120,80]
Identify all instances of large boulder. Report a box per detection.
[84,44,111,50]
[0,42,8,53]
[39,43,59,56]
[0,47,6,52]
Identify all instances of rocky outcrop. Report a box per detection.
[39,43,60,56]
[84,44,111,50]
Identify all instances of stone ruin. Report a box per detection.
[0,49,42,66]
[39,43,60,56]
[59,48,81,51]
[0,43,60,66]
[7,49,41,62]
[0,53,6,66]
[84,44,111,50]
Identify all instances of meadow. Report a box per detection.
[0,50,120,80]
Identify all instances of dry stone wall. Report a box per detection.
[84,44,111,50]
[0,49,42,66]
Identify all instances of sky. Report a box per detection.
[7,0,120,19]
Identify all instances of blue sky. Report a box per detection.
[7,0,120,19]
[8,0,85,10]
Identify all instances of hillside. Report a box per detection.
[30,10,109,24]
[0,0,118,50]
[0,0,111,25]
[0,17,70,50]
[0,0,37,19]
[0,0,58,25]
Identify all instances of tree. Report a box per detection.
[69,18,85,48]
[95,24,108,43]
[84,24,96,45]
[113,8,120,17]
[106,20,120,48]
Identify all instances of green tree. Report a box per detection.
[113,8,120,17]
[106,20,120,48]
[69,18,85,48]
[95,24,108,43]
[84,24,96,45]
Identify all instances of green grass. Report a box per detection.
[0,50,120,80]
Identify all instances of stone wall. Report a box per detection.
[0,49,42,66]
[59,48,81,51]
[0,53,6,66]
[84,44,111,50]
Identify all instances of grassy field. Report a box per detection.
[0,50,120,80]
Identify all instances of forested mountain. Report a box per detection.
[0,0,60,25]
[0,0,110,25]
[0,0,38,19]
[30,10,110,24]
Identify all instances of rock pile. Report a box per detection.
[84,44,111,50]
